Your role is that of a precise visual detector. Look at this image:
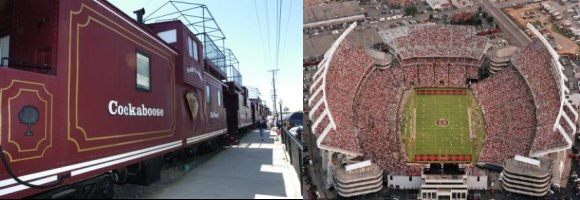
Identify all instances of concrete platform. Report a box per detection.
[148,130,302,199]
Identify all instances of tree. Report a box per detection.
[476,19,483,26]
[487,16,494,23]
[458,18,465,25]
[496,24,500,29]
[482,12,488,18]
[19,106,39,136]
[478,6,482,13]
[470,14,478,25]
[429,14,433,20]
[405,5,418,16]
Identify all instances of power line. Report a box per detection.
[276,0,283,70]
[281,0,293,56]
[264,0,272,68]
[253,0,269,69]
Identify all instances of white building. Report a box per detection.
[426,0,451,10]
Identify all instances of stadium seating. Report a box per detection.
[512,40,568,152]
[471,68,536,164]
[324,39,375,153]
[392,25,487,60]
[308,24,574,175]
[354,68,418,175]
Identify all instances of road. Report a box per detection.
[480,0,532,47]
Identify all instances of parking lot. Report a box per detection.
[503,0,580,54]
[303,0,502,58]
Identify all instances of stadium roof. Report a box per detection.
[514,155,540,167]
[488,46,519,63]
[303,15,365,29]
[345,160,372,172]
[364,48,393,67]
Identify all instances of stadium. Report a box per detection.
[307,23,578,198]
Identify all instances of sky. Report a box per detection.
[107,0,303,113]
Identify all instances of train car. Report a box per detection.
[0,0,229,198]
[249,97,262,125]
[249,97,270,127]
[223,83,253,136]
[148,20,228,147]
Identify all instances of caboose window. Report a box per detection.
[205,85,211,104]
[0,35,9,66]
[218,90,222,107]
[188,36,198,61]
[157,29,176,44]
[136,52,151,91]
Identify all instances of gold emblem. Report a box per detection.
[186,92,199,121]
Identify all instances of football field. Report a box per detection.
[401,89,485,163]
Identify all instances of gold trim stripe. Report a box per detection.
[68,3,176,152]
[0,80,54,162]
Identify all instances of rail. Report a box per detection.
[280,127,303,196]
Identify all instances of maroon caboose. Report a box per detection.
[0,0,229,198]
[224,83,253,135]
[249,97,268,127]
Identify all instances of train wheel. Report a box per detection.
[112,167,128,184]
[98,178,115,199]
[208,139,220,151]
[163,152,176,164]
[31,174,115,199]
[185,146,199,157]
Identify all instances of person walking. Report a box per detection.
[259,118,267,142]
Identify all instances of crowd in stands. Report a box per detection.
[471,68,536,164]
[402,65,419,87]
[436,65,448,86]
[354,68,420,175]
[323,38,375,153]
[314,117,330,139]
[419,65,435,87]
[467,66,479,79]
[449,65,467,87]
[390,63,406,86]
[307,24,574,174]
[390,25,488,60]
[512,40,569,152]
[399,57,482,67]
[389,64,470,88]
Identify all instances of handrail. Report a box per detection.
[282,127,303,150]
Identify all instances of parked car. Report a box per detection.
[283,112,304,127]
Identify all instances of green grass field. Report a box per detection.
[400,89,486,163]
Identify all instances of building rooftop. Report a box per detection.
[332,162,383,184]
[503,156,552,177]
[426,0,451,10]
[364,48,393,67]
[303,1,364,24]
[488,46,519,63]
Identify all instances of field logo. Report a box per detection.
[437,118,449,127]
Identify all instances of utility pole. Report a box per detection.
[268,69,280,121]
[279,99,283,127]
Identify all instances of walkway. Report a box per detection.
[148,130,302,199]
